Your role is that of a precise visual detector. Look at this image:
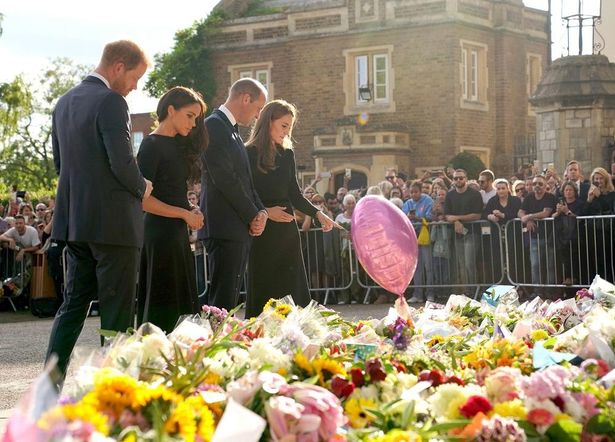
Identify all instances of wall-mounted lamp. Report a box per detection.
[358,84,373,102]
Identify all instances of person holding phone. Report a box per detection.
[403,180,435,302]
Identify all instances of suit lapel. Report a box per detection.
[213,109,257,187]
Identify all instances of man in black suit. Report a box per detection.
[561,160,590,202]
[45,40,153,383]
[198,78,268,311]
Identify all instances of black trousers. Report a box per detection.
[45,241,139,381]
[204,238,250,311]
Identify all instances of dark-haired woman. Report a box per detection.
[245,99,338,318]
[137,86,207,333]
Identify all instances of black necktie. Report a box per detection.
[233,123,239,134]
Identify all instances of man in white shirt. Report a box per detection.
[0,215,41,261]
[478,169,496,206]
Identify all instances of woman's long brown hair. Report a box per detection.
[245,99,297,174]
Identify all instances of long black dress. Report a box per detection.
[245,146,318,318]
[136,134,198,333]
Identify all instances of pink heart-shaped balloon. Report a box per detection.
[351,196,418,296]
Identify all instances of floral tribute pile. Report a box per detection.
[5,276,615,442]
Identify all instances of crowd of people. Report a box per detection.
[2,39,615,388]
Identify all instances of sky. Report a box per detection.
[0,0,590,113]
[0,0,218,113]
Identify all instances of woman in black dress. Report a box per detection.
[137,87,207,333]
[245,100,337,318]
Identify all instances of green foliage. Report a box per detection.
[242,0,283,17]
[145,11,226,104]
[0,58,91,192]
[449,151,487,180]
[0,76,33,144]
[545,419,582,442]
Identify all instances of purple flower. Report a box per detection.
[575,288,593,300]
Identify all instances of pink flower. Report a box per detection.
[282,383,346,440]
[527,408,555,427]
[459,395,493,418]
[573,392,600,420]
[521,365,575,401]
[484,367,521,403]
[266,396,305,441]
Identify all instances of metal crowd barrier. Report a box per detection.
[504,215,615,288]
[353,219,505,299]
[0,246,26,311]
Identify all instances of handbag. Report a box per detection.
[417,218,431,246]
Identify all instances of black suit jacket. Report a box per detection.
[198,109,264,242]
[51,76,146,248]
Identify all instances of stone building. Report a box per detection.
[205,0,549,189]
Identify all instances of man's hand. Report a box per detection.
[3,238,17,250]
[454,220,465,235]
[526,219,537,233]
[249,210,268,236]
[15,249,25,262]
[184,209,204,230]
[143,178,154,200]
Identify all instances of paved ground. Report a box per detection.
[0,303,396,434]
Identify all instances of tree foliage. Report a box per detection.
[449,151,487,180]
[0,58,91,192]
[145,11,226,104]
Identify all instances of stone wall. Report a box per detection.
[207,0,548,182]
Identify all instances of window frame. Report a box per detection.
[343,45,395,114]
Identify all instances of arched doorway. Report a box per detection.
[334,170,368,191]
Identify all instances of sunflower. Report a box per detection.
[312,357,346,386]
[274,303,292,318]
[165,399,197,441]
[293,352,314,375]
[132,384,182,410]
[60,402,110,435]
[89,370,140,419]
[344,397,377,429]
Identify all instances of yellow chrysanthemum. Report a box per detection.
[294,352,314,375]
[132,384,182,409]
[492,399,527,420]
[345,397,377,429]
[121,434,137,442]
[556,413,573,422]
[374,429,422,442]
[312,357,346,386]
[530,329,550,342]
[61,403,110,435]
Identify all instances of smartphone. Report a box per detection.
[319,171,332,179]
[345,168,352,179]
[558,197,565,205]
